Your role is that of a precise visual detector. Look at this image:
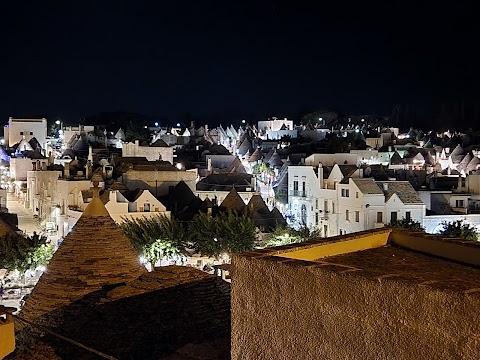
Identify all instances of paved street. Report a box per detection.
[6,193,43,236]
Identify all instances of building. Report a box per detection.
[122,139,174,163]
[3,118,47,149]
[117,160,198,197]
[12,185,230,359]
[258,117,293,132]
[232,227,480,359]
[101,186,170,223]
[287,164,425,236]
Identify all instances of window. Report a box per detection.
[30,132,33,135]
[316,199,318,209]
[405,211,411,221]
[332,202,335,214]
[144,203,150,212]
[324,200,328,213]
[456,200,464,208]
[315,212,319,225]
[20,131,24,135]
[301,204,307,225]
[377,212,383,223]
[293,181,299,191]
[345,209,349,221]
[341,189,350,197]
[391,211,397,222]
[355,211,360,222]
[356,192,359,199]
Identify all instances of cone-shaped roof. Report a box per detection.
[268,149,283,168]
[390,151,403,165]
[248,147,263,163]
[20,183,145,326]
[467,156,480,173]
[220,187,246,213]
[264,147,275,162]
[457,153,472,172]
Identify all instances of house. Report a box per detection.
[287,163,425,237]
[101,186,170,223]
[231,227,480,359]
[3,118,47,149]
[12,187,230,359]
[115,159,198,196]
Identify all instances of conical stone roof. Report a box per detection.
[220,187,246,213]
[20,184,146,326]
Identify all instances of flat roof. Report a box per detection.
[325,245,480,293]
[237,228,480,295]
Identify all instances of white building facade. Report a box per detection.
[287,164,425,237]
[4,118,48,149]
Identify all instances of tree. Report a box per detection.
[438,220,479,241]
[387,218,425,231]
[120,215,188,266]
[0,232,53,273]
[262,224,321,248]
[189,211,256,258]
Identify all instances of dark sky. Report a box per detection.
[1,0,479,126]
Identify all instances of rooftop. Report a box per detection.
[237,228,480,296]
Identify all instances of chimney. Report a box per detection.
[86,161,92,179]
[64,162,70,178]
[32,162,37,171]
[207,157,212,172]
[135,139,139,146]
[383,183,389,192]
[457,175,463,192]
[318,163,324,189]
[88,145,93,162]
[36,160,41,170]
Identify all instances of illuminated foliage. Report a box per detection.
[120,215,188,265]
[387,218,425,231]
[263,224,321,248]
[189,211,256,258]
[439,220,479,241]
[0,232,53,273]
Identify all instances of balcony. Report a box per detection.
[289,190,306,197]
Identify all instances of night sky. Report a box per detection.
[1,0,479,128]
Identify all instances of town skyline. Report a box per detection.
[2,1,479,129]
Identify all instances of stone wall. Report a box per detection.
[122,169,197,196]
[122,142,174,163]
[231,253,480,360]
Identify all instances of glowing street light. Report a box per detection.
[55,120,61,125]
[176,123,181,127]
[242,119,246,124]
[155,122,159,127]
